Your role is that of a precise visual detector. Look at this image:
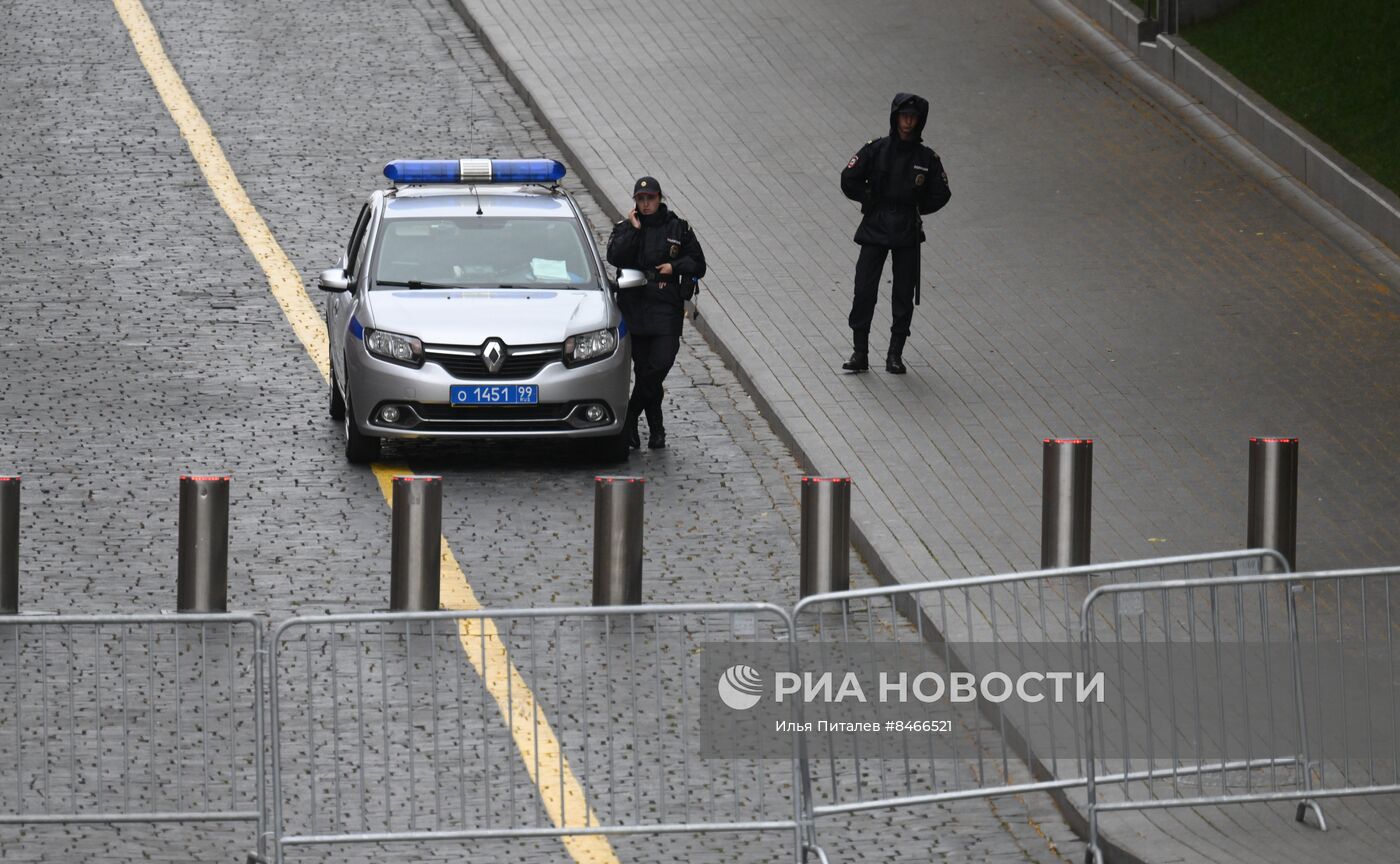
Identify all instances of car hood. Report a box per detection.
[363,288,613,345]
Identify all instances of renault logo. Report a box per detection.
[481,339,506,374]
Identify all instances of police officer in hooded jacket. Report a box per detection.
[839,93,951,374]
[607,176,707,450]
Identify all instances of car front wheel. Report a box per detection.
[343,391,381,464]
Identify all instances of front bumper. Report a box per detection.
[346,338,630,440]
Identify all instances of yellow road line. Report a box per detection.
[112,1,617,859]
[372,467,611,856]
[111,0,327,379]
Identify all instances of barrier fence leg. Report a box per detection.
[178,475,230,613]
[1247,437,1298,572]
[0,476,17,614]
[1286,577,1327,831]
[391,475,442,612]
[593,476,644,605]
[1041,439,1092,569]
[251,618,270,863]
[800,477,850,598]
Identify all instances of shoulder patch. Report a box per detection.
[846,154,860,169]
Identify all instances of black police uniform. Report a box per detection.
[606,177,707,449]
[839,92,951,373]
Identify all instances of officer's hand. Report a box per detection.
[656,262,673,276]
[628,208,640,228]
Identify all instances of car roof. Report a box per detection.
[382,184,577,220]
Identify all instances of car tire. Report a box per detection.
[329,367,346,421]
[343,391,381,464]
[585,428,630,465]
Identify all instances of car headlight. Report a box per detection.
[563,327,618,367]
[364,328,424,367]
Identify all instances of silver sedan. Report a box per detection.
[319,159,646,463]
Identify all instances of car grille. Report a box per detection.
[392,401,581,432]
[412,403,572,422]
[423,346,562,380]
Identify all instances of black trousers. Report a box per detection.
[848,243,919,337]
[628,330,681,426]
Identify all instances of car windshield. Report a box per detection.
[372,216,597,289]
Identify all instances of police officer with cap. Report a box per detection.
[607,176,707,450]
[839,92,951,374]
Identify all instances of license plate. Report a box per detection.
[450,384,539,405]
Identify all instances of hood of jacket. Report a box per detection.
[888,92,929,142]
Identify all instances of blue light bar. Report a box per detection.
[383,160,461,184]
[490,159,567,183]
[383,158,567,184]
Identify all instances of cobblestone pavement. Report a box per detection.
[0,0,1083,860]
[440,0,1400,861]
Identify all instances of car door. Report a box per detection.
[329,200,373,385]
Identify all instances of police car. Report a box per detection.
[319,158,645,463]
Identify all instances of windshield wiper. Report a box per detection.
[376,279,471,291]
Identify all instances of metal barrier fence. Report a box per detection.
[789,550,1287,825]
[1082,566,1400,863]
[0,613,266,862]
[267,603,815,863]
[23,550,1385,863]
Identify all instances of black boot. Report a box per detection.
[624,403,642,449]
[841,329,870,372]
[885,334,907,374]
[645,405,666,449]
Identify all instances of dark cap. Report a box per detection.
[896,103,921,115]
[632,176,663,198]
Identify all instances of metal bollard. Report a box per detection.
[0,477,18,614]
[178,475,230,613]
[1041,439,1092,569]
[593,477,644,605]
[800,477,851,597]
[391,476,442,612]
[1247,437,1298,572]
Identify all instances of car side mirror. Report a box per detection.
[616,268,647,290]
[318,267,351,292]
